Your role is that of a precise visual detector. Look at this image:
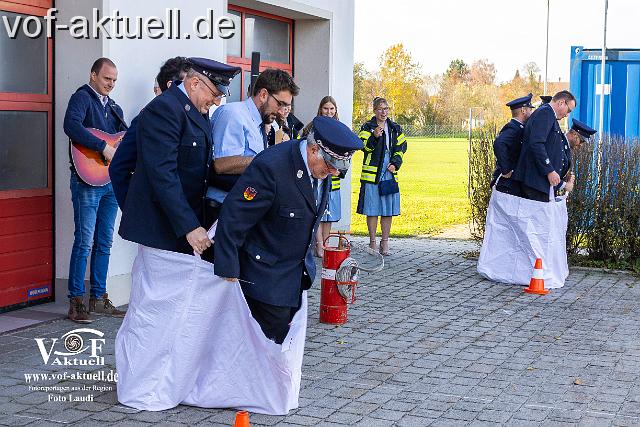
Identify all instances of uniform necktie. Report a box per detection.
[260,123,268,150]
[313,178,319,209]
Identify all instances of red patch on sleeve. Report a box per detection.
[243,187,257,201]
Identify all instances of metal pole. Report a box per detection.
[467,108,472,198]
[598,0,608,143]
[544,0,550,95]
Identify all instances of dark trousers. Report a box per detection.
[200,200,221,264]
[495,178,522,197]
[245,295,301,344]
[521,184,550,202]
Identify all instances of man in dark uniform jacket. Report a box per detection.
[119,58,240,255]
[513,90,576,202]
[109,57,192,209]
[109,57,193,209]
[556,118,597,195]
[214,116,363,344]
[491,94,534,196]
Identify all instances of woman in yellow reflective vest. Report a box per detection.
[303,96,343,257]
[356,97,407,256]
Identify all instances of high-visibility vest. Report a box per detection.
[330,175,340,191]
[357,118,407,184]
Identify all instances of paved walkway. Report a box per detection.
[1,237,640,426]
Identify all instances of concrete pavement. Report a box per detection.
[1,236,639,426]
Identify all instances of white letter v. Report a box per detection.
[2,15,22,38]
[34,338,57,364]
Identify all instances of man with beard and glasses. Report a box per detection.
[204,68,300,230]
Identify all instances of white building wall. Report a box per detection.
[235,0,355,232]
[54,0,106,302]
[318,0,355,233]
[54,0,355,306]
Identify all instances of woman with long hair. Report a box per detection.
[356,97,407,255]
[304,96,341,257]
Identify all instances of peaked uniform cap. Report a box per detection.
[187,57,241,96]
[571,118,597,141]
[506,93,534,109]
[540,95,553,104]
[310,116,363,171]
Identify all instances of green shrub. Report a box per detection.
[468,130,640,269]
[567,137,640,265]
[468,126,497,240]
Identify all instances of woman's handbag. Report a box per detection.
[378,179,399,196]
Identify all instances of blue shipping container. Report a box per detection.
[570,45,640,139]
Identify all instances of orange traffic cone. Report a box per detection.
[524,258,549,295]
[233,410,250,427]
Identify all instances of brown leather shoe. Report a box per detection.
[89,293,126,317]
[68,297,92,324]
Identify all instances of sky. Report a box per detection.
[354,0,640,83]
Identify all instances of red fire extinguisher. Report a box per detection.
[319,233,358,325]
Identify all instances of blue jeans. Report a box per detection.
[68,172,118,298]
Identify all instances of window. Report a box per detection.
[226,5,293,102]
[244,14,290,64]
[0,12,48,94]
[0,111,48,191]
[0,1,53,199]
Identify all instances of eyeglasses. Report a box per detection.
[375,107,390,113]
[562,100,574,114]
[196,75,225,100]
[321,155,337,172]
[269,92,292,108]
[318,146,351,172]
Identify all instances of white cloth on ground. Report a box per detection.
[477,188,569,289]
[115,243,307,415]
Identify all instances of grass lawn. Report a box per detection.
[349,137,471,237]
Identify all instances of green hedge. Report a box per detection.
[468,130,640,271]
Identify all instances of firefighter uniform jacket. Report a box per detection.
[357,117,407,184]
[559,132,572,180]
[213,140,329,307]
[490,118,525,187]
[119,82,213,254]
[513,103,565,195]
[554,132,573,196]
